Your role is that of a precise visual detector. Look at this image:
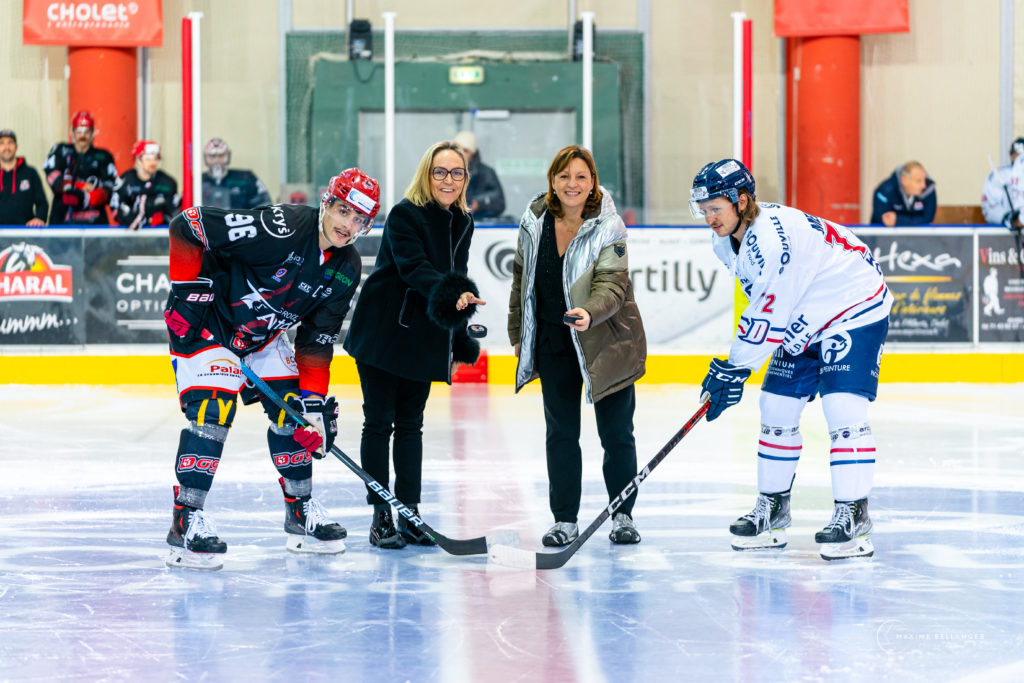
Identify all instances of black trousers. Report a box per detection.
[356,361,432,506]
[535,330,638,523]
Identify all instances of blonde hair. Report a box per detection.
[545,145,603,219]
[738,189,760,226]
[405,141,470,213]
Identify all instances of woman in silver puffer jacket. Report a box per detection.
[508,145,647,548]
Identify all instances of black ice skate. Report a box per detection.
[279,478,347,555]
[369,504,407,549]
[729,489,792,550]
[815,498,874,561]
[165,488,227,571]
[397,505,437,546]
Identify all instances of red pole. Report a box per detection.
[789,36,860,224]
[181,17,193,209]
[742,19,753,172]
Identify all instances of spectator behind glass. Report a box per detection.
[201,137,272,210]
[0,129,48,226]
[111,141,181,230]
[870,161,936,226]
[982,137,1024,229]
[454,130,506,220]
[42,110,118,225]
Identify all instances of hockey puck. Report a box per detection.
[468,324,488,339]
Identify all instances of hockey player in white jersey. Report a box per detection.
[690,159,892,560]
[981,137,1023,228]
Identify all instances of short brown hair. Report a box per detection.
[405,141,470,212]
[545,145,603,219]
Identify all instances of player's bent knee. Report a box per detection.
[760,392,808,425]
[821,392,870,431]
[183,396,238,431]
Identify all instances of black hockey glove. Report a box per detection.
[164,277,215,342]
[700,357,751,422]
[288,395,339,458]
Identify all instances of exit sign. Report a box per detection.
[449,65,484,85]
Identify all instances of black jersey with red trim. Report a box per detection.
[42,142,117,225]
[168,203,361,394]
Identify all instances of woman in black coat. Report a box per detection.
[344,140,485,548]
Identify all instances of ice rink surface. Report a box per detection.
[1,381,1022,682]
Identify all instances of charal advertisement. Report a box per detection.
[978,235,1024,342]
[862,234,972,342]
[0,239,84,343]
[84,234,170,343]
[467,228,732,353]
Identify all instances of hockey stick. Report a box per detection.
[488,398,711,570]
[203,332,517,555]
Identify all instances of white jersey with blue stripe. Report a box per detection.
[711,202,892,372]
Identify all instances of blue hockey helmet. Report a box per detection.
[689,159,755,218]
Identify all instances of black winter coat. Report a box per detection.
[344,198,480,383]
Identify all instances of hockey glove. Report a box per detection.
[288,396,339,459]
[700,357,751,422]
[61,186,86,207]
[164,277,215,341]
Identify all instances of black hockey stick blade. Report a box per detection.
[488,399,710,570]
[209,332,518,556]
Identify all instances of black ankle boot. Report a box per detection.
[369,504,406,549]
[397,505,436,546]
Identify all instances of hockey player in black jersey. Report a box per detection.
[200,137,272,210]
[111,140,181,229]
[42,110,117,225]
[163,167,380,570]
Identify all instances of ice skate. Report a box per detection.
[397,505,437,546]
[542,521,579,547]
[280,478,347,554]
[609,512,641,544]
[729,489,791,550]
[165,493,227,571]
[816,498,874,560]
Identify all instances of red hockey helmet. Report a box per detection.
[322,168,380,218]
[71,110,95,130]
[132,140,161,160]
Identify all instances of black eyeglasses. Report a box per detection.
[431,167,466,182]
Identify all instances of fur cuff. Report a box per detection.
[428,272,479,329]
[453,329,481,365]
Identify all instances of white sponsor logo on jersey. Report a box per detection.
[821,331,852,365]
